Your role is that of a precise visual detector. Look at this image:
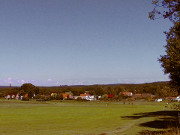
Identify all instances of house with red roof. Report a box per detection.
[108,94,114,98]
[121,92,133,97]
[62,93,73,99]
[74,93,96,101]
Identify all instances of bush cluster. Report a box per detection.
[22,97,29,101]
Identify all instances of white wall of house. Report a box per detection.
[175,96,180,102]
[155,98,162,102]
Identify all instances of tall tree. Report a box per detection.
[149,0,180,94]
[20,83,39,98]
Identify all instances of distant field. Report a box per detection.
[0,100,171,135]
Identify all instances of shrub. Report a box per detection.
[33,94,41,99]
[76,97,82,101]
[22,97,29,101]
[170,103,180,110]
[101,94,108,100]
[76,97,88,101]
[56,94,63,100]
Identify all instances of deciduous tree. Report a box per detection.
[20,83,39,98]
[149,0,180,93]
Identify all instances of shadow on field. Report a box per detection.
[121,111,180,134]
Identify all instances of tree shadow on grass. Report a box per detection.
[121,111,180,134]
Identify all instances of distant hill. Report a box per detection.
[0,86,19,88]
[35,81,170,90]
[0,81,169,88]
[0,86,10,88]
[60,81,169,87]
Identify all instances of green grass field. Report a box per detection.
[0,100,173,135]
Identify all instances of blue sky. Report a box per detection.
[0,0,172,86]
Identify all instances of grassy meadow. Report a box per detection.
[0,100,176,135]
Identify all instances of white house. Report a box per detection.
[5,93,19,100]
[87,95,96,101]
[74,94,96,101]
[175,96,180,102]
[155,98,163,102]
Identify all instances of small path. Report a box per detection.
[104,119,141,135]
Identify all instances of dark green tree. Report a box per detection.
[56,94,63,100]
[149,0,180,93]
[20,83,39,98]
[95,87,104,96]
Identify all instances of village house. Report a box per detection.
[131,93,155,100]
[141,93,154,99]
[50,92,58,97]
[62,92,73,99]
[5,93,20,100]
[167,96,180,102]
[175,96,180,102]
[79,93,90,100]
[74,93,96,101]
[120,92,133,97]
[80,93,88,97]
[133,94,142,99]
[166,97,177,101]
[50,92,73,99]
[155,98,163,102]
[108,94,114,98]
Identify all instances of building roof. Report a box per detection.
[122,92,132,96]
[80,94,88,96]
[108,94,114,98]
[62,93,72,98]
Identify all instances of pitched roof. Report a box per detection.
[108,94,114,98]
[80,94,88,96]
[62,93,72,98]
[122,92,132,96]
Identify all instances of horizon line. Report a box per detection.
[0,81,169,87]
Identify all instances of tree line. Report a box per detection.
[0,82,178,99]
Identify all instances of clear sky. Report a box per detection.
[0,0,172,86]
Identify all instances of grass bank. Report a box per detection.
[0,100,176,135]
